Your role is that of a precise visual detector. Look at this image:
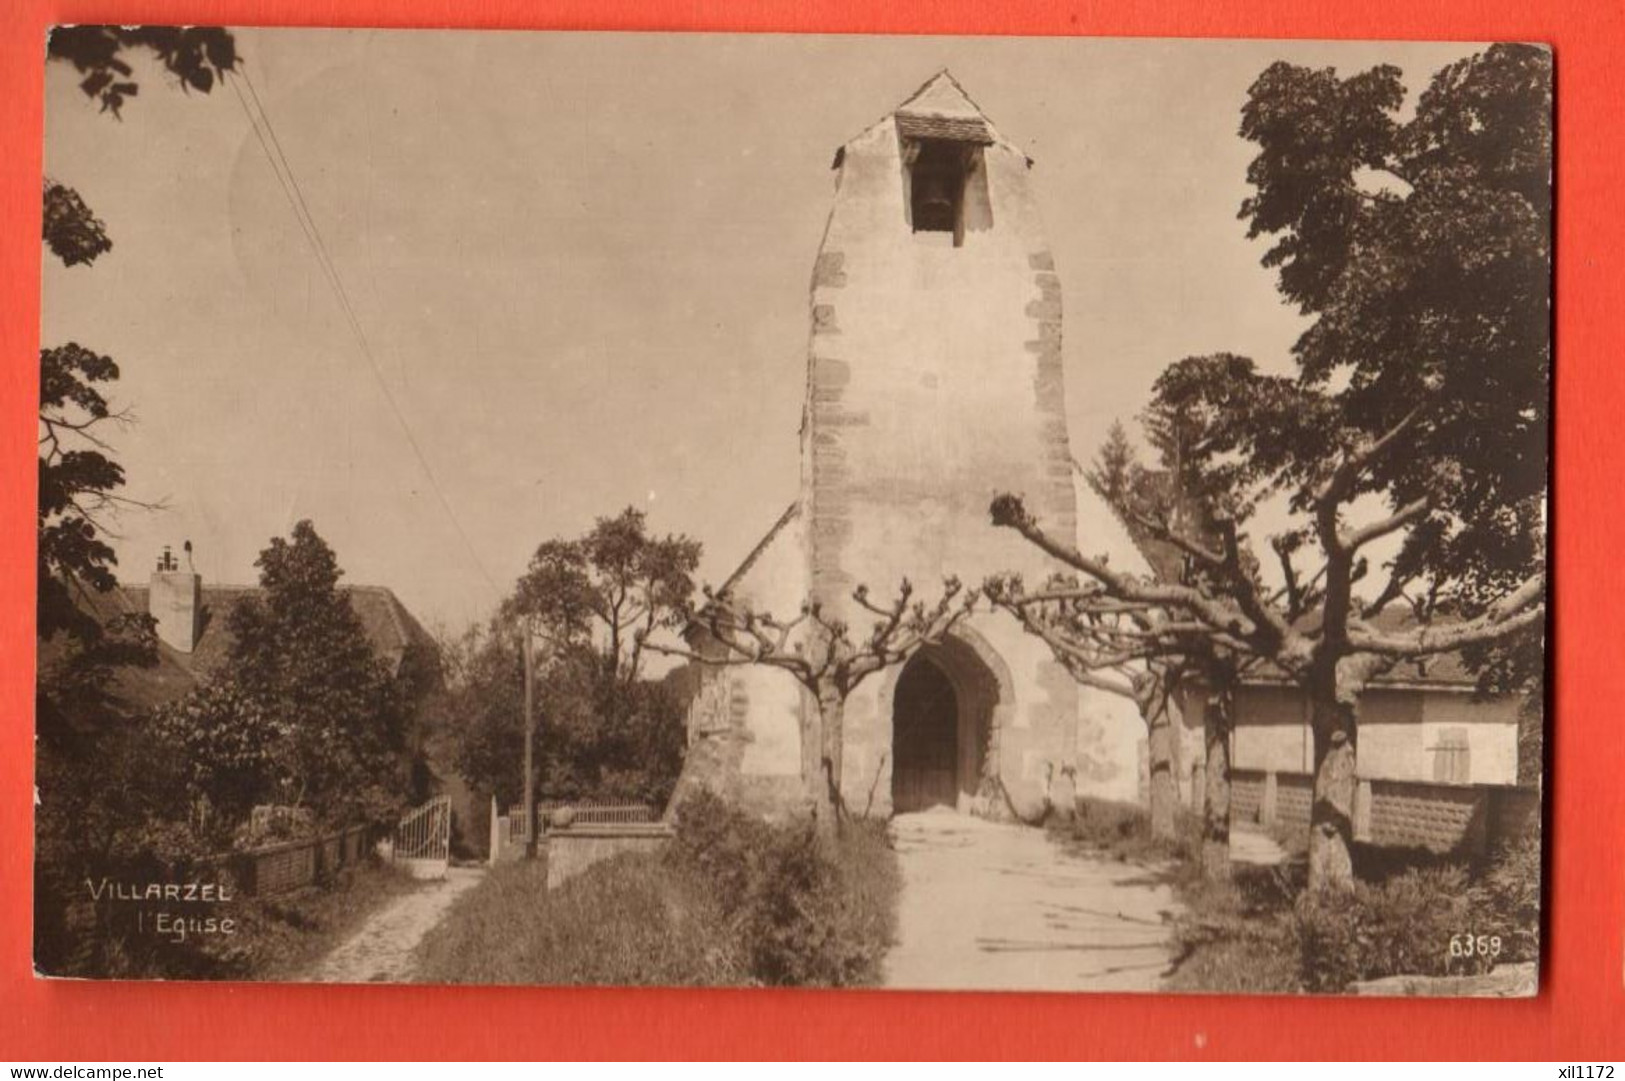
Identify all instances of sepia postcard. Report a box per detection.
[35,27,1550,994]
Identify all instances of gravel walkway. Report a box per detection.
[301,866,483,983]
[885,810,1179,992]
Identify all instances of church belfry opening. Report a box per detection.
[898,113,993,246]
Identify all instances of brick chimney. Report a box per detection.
[149,543,201,653]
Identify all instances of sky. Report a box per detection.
[41,30,1483,633]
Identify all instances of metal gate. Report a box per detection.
[393,794,451,879]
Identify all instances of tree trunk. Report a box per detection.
[805,684,842,839]
[1201,683,1233,881]
[1307,671,1358,892]
[1146,701,1177,841]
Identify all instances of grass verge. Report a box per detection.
[1058,797,1540,995]
[249,860,424,980]
[416,792,901,987]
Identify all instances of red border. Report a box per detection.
[3,0,1620,1061]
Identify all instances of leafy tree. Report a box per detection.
[509,506,701,685]
[220,521,419,824]
[441,625,687,811]
[150,683,283,831]
[37,341,145,646]
[36,26,247,978]
[38,26,237,652]
[994,44,1549,892]
[442,510,700,814]
[150,523,423,830]
[48,26,238,116]
[1082,421,1140,511]
[440,624,524,807]
[43,182,112,266]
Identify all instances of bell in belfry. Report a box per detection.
[915,168,957,231]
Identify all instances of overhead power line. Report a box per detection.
[225,62,502,595]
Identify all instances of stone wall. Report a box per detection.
[1230,767,1537,858]
[543,823,673,890]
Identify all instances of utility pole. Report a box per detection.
[522,620,538,859]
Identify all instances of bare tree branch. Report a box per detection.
[1348,575,1545,657]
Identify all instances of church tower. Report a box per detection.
[678,73,1146,822]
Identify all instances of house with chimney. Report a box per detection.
[47,543,437,721]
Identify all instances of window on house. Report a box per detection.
[1430,727,1471,784]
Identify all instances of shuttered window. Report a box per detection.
[1430,727,1471,784]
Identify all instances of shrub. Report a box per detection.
[1295,865,1483,993]
[416,852,744,987]
[671,790,898,987]
[1475,823,1542,963]
[419,791,902,987]
[667,787,774,913]
[1059,797,1200,865]
[744,818,897,987]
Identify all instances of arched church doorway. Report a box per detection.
[890,636,1001,814]
[892,656,959,811]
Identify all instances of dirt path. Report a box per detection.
[302,866,483,983]
[1230,826,1291,866]
[884,810,1179,992]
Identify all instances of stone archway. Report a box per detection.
[886,629,1011,815]
[892,656,959,811]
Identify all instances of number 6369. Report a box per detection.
[1448,933,1503,959]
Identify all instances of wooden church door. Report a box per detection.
[892,656,960,812]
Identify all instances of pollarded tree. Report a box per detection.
[1096,393,1248,874]
[985,574,1183,836]
[995,45,1549,892]
[645,578,978,836]
[985,574,1243,878]
[999,351,1545,894]
[992,414,1244,873]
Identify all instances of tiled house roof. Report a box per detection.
[1242,608,1480,689]
[45,581,437,716]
